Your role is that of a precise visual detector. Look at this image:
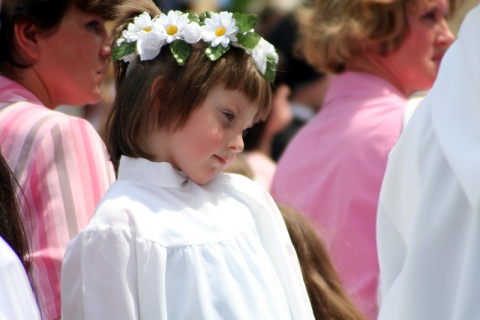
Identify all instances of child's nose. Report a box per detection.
[228,133,244,153]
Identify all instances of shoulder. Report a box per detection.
[0,238,40,320]
[90,184,138,227]
[88,179,162,230]
[214,172,277,211]
[0,237,22,270]
[44,109,100,139]
[0,237,35,299]
[1,103,100,144]
[216,172,265,193]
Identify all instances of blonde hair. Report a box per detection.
[296,0,462,74]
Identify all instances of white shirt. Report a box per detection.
[377,4,480,319]
[62,156,314,320]
[0,236,40,320]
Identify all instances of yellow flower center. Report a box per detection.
[215,27,226,37]
[143,27,152,32]
[167,25,178,36]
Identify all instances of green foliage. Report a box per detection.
[264,56,277,83]
[205,44,230,61]
[232,13,257,33]
[187,12,200,24]
[237,32,261,50]
[112,41,136,61]
[199,11,212,25]
[170,40,191,66]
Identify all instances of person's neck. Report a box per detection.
[345,52,409,97]
[10,68,55,109]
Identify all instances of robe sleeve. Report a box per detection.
[61,224,140,320]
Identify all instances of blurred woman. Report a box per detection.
[271,0,459,318]
[0,0,122,318]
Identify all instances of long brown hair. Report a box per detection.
[279,204,366,320]
[0,152,30,271]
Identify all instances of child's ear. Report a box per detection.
[13,20,42,63]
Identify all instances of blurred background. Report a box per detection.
[56,0,480,139]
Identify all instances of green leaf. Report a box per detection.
[112,41,136,61]
[233,13,257,33]
[187,12,200,24]
[205,44,229,61]
[237,32,261,50]
[199,11,213,25]
[264,57,277,83]
[170,40,191,66]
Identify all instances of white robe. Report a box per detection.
[0,236,40,320]
[377,4,480,320]
[61,156,314,320]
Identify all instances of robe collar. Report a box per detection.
[118,156,190,191]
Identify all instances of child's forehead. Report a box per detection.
[200,84,261,116]
[207,85,259,106]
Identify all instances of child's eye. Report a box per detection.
[223,111,235,121]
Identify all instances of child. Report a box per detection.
[61,1,314,319]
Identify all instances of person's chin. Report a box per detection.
[85,91,103,106]
[193,171,218,186]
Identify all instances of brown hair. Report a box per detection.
[0,151,30,272]
[279,204,366,320]
[296,0,462,74]
[106,2,273,171]
[0,150,38,308]
[0,0,124,77]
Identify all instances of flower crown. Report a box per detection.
[112,10,278,83]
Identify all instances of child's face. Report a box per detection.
[146,85,258,185]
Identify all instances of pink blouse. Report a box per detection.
[0,76,115,319]
[271,71,406,319]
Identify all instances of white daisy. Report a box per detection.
[158,10,189,43]
[250,38,278,74]
[122,12,156,42]
[201,12,238,48]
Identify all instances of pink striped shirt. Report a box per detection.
[0,76,115,319]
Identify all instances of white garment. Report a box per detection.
[62,156,314,320]
[377,4,480,320]
[0,236,40,320]
[402,91,427,129]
